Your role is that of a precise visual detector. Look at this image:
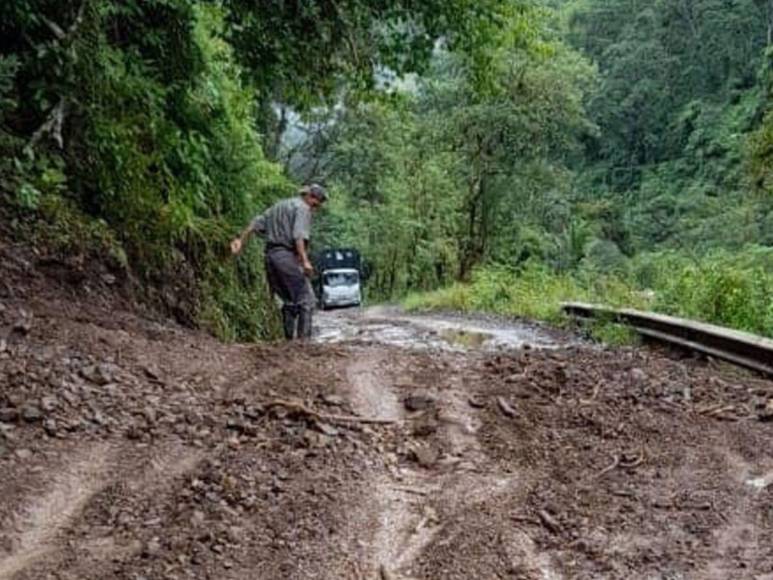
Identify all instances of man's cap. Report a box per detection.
[300,183,328,202]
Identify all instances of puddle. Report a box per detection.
[315,307,564,351]
[438,328,490,348]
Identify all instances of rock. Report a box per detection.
[15,448,32,460]
[143,537,162,557]
[537,509,562,534]
[61,390,79,406]
[240,423,259,437]
[304,431,331,449]
[143,407,157,424]
[412,415,438,437]
[226,526,243,544]
[758,400,773,422]
[191,510,206,526]
[497,397,517,418]
[270,477,285,493]
[12,317,32,335]
[21,405,43,423]
[141,364,161,381]
[629,368,647,383]
[43,419,58,437]
[0,339,6,353]
[467,395,486,409]
[0,408,19,423]
[80,363,118,386]
[411,445,439,468]
[126,423,143,440]
[403,395,435,412]
[321,394,345,407]
[40,396,58,412]
[244,405,263,420]
[314,421,339,437]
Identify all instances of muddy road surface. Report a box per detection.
[2,258,773,579]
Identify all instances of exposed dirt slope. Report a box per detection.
[1,238,773,579]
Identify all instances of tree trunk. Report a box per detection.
[459,173,482,281]
[768,0,773,46]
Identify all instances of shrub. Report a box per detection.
[407,247,773,341]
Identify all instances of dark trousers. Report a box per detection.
[265,247,314,338]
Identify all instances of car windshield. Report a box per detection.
[323,272,359,287]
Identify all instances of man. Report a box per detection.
[230,183,327,339]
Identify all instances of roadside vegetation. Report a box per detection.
[405,247,773,338]
[2,0,772,341]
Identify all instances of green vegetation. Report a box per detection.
[2,2,293,339]
[404,263,645,323]
[407,248,773,339]
[2,0,772,342]
[639,249,773,336]
[1,0,537,339]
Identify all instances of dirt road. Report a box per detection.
[2,263,773,579]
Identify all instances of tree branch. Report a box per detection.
[27,99,69,151]
[41,2,86,43]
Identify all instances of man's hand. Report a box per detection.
[230,238,243,255]
[295,238,314,277]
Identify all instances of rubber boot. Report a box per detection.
[297,309,313,339]
[282,306,298,340]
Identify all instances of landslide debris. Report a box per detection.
[2,238,773,579]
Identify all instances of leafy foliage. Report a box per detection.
[404,261,645,323]
[407,248,773,339]
[291,17,597,297]
[564,0,772,255]
[1,0,543,338]
[1,2,295,338]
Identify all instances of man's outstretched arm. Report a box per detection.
[231,214,265,255]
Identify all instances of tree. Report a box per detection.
[223,0,538,157]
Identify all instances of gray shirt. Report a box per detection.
[251,197,312,249]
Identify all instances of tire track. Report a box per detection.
[342,349,558,579]
[0,443,111,580]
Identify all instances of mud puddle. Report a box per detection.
[315,306,565,351]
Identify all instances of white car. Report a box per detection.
[320,268,362,309]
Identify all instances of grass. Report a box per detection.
[404,263,646,323]
[404,250,773,342]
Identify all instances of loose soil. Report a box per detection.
[2,238,773,579]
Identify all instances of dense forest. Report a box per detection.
[2,0,772,339]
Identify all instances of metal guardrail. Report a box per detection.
[561,302,773,377]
